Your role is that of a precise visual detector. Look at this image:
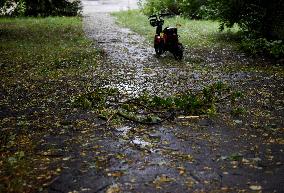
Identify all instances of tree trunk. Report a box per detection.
[263,0,284,40]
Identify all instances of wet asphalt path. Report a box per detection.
[82,0,249,97]
[47,1,284,192]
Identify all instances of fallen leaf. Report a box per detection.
[177,166,186,175]
[249,185,262,191]
[153,174,175,189]
[177,116,200,119]
[107,171,124,177]
[106,184,121,193]
[62,157,71,161]
[233,120,242,124]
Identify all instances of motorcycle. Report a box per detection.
[149,13,184,60]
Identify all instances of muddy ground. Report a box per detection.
[1,0,282,193]
[44,1,284,192]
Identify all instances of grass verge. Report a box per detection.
[0,17,99,192]
[112,10,240,49]
[0,17,98,80]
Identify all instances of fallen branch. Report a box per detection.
[116,111,174,125]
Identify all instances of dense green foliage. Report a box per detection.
[208,0,284,39]
[209,0,284,58]
[0,0,82,16]
[138,0,210,19]
[240,37,284,59]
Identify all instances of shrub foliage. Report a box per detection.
[0,0,82,16]
[138,0,210,19]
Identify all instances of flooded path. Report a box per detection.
[47,1,284,192]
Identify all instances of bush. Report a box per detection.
[138,0,209,19]
[0,0,82,17]
[24,0,82,16]
[208,0,284,40]
[0,0,23,16]
[240,36,284,59]
[177,0,208,19]
[13,0,26,16]
[138,0,178,15]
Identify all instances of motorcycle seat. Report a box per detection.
[163,27,177,35]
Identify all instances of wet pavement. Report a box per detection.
[47,1,284,192]
[83,7,248,97]
[82,0,138,13]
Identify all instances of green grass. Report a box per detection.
[0,17,98,80]
[112,10,240,49]
[0,16,99,193]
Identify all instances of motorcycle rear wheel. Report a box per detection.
[173,43,183,60]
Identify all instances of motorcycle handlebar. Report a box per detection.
[148,14,157,19]
[148,13,172,19]
[160,13,171,17]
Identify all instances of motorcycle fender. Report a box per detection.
[154,35,162,44]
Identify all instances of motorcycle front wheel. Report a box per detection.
[155,47,163,57]
[155,45,163,57]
